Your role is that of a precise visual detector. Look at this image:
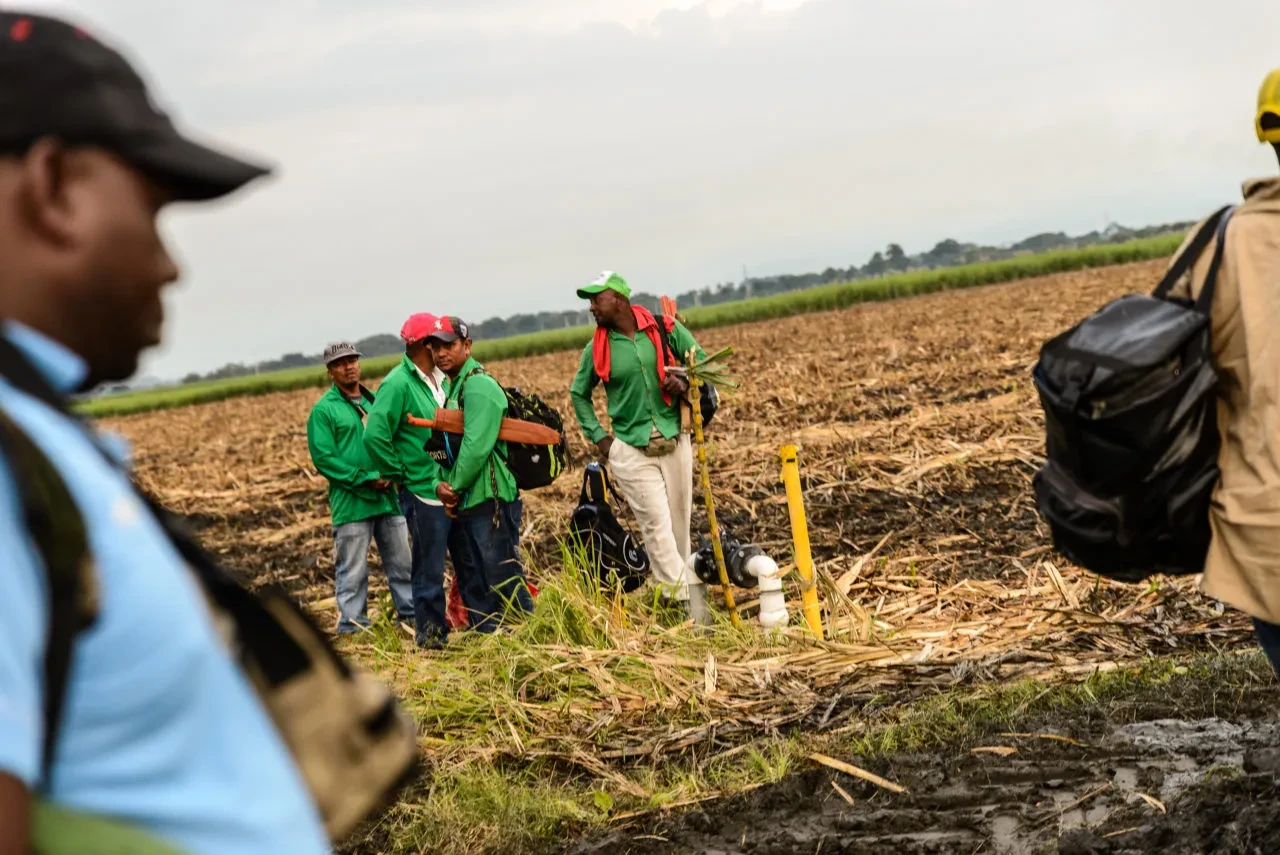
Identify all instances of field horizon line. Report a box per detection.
[80,232,1185,419]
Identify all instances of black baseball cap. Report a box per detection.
[426,316,471,344]
[0,11,272,201]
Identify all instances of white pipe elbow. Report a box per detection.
[746,554,789,629]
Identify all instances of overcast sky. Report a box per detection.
[20,0,1280,379]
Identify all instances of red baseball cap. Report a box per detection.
[399,312,440,343]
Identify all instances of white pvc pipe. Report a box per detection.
[683,550,790,629]
[746,554,790,629]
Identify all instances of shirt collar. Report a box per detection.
[409,360,445,389]
[2,320,90,395]
[1243,175,1280,203]
[2,320,134,466]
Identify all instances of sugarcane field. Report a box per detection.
[91,256,1279,855]
[11,7,1280,855]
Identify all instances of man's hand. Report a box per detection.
[371,479,393,492]
[0,773,30,855]
[437,482,460,508]
[661,372,689,398]
[596,436,614,459]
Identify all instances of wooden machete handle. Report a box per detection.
[406,408,562,445]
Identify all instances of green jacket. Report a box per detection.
[444,357,518,511]
[569,320,706,449]
[306,384,399,527]
[363,355,447,500]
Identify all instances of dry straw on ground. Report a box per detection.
[103,259,1255,843]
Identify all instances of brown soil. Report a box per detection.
[103,259,1172,600]
[99,258,1273,853]
[102,258,1252,669]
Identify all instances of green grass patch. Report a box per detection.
[332,542,1270,855]
[81,234,1185,419]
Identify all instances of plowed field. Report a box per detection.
[100,258,1267,854]
[106,258,1248,659]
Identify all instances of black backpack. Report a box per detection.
[426,366,570,492]
[568,462,649,592]
[1031,205,1233,583]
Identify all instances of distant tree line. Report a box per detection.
[182,334,404,384]
[180,219,1191,386]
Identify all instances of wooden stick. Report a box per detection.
[809,752,908,794]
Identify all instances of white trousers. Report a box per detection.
[608,434,700,597]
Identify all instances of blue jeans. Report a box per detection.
[1254,618,1280,677]
[400,489,487,646]
[333,514,414,634]
[399,489,423,582]
[458,498,533,633]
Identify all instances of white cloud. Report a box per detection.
[12,0,1280,378]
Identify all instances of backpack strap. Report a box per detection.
[1192,207,1235,316]
[0,379,97,794]
[452,366,487,411]
[655,310,680,367]
[337,384,376,420]
[1151,205,1234,301]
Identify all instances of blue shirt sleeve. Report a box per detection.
[0,452,50,788]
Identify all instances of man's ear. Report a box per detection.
[16,138,78,248]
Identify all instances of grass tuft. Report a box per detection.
[333,541,1272,855]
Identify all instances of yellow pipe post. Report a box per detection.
[689,374,740,628]
[780,444,824,637]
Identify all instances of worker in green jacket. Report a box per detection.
[428,316,534,631]
[306,342,415,635]
[363,314,483,649]
[569,271,710,624]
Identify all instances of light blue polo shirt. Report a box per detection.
[0,322,330,855]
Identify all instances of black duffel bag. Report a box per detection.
[1031,204,1234,583]
[569,462,650,592]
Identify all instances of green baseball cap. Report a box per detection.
[577,270,632,300]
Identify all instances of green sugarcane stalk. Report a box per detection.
[687,346,740,391]
[688,371,739,628]
[673,342,741,628]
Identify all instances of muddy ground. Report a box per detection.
[565,660,1280,855]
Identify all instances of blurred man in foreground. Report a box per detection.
[429,317,534,630]
[306,342,415,635]
[0,10,329,855]
[1166,68,1280,676]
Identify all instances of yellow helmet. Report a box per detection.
[1257,67,1280,143]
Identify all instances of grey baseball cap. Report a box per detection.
[322,342,362,365]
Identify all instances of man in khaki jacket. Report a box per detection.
[1167,67,1280,674]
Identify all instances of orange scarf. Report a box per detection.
[593,306,676,404]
